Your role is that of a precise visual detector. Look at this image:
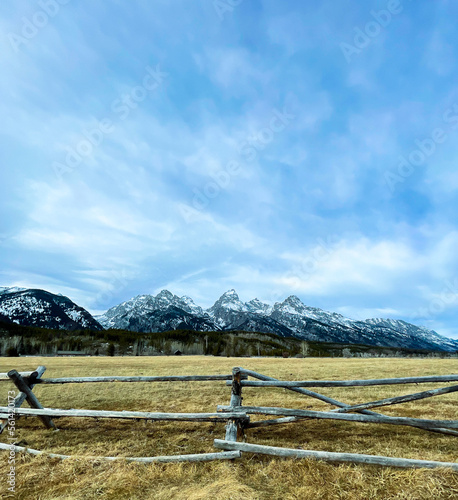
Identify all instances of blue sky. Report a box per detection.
[1,0,458,338]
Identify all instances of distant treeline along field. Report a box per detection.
[0,321,456,358]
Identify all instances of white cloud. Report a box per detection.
[277,237,424,296]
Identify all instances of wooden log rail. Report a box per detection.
[0,442,240,463]
[233,384,458,417]
[234,374,458,388]
[334,384,458,413]
[218,405,458,430]
[0,406,249,423]
[29,374,247,384]
[214,440,458,471]
[0,371,35,380]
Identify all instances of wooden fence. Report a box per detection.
[0,365,457,470]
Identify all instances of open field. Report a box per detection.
[1,356,458,499]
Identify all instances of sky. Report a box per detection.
[0,0,458,339]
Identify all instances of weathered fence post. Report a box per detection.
[7,369,57,430]
[225,367,243,442]
[0,366,47,434]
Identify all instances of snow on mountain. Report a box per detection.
[204,289,254,329]
[0,286,27,295]
[363,318,458,352]
[97,290,210,332]
[246,298,272,314]
[208,289,248,313]
[0,288,103,330]
[179,295,203,315]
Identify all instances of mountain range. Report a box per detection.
[97,289,458,352]
[1,287,457,352]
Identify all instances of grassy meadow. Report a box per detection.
[0,355,457,499]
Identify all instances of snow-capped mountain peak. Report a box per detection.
[209,289,247,312]
[281,295,305,312]
[155,289,176,306]
[221,289,240,301]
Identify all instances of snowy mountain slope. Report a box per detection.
[96,290,214,332]
[106,305,218,334]
[0,288,103,330]
[362,318,458,352]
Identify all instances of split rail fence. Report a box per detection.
[0,365,457,470]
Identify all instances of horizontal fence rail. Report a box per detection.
[333,384,458,413]
[0,406,249,423]
[0,374,247,384]
[234,374,458,388]
[218,405,458,429]
[214,440,458,471]
[0,442,241,463]
[0,371,35,380]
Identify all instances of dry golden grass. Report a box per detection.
[0,356,457,499]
